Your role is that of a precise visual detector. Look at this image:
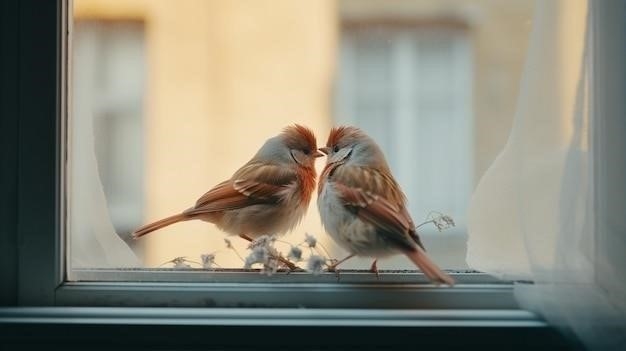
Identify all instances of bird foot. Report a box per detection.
[326,258,339,272]
[325,262,342,281]
[370,260,380,280]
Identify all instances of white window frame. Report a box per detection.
[2,2,623,343]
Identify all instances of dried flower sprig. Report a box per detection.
[304,233,317,248]
[244,245,271,267]
[307,255,328,275]
[296,233,333,261]
[200,253,220,269]
[287,246,303,262]
[158,256,200,268]
[247,234,276,250]
[417,211,456,232]
[240,234,300,274]
[224,238,246,263]
[159,211,454,275]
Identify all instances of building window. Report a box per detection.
[335,25,472,269]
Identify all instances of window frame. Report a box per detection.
[0,0,518,312]
[0,0,67,306]
[1,2,621,344]
[592,0,626,296]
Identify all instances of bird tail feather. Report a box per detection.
[132,213,189,239]
[406,247,455,286]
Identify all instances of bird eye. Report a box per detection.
[303,149,310,155]
[333,145,339,153]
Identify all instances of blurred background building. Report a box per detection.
[72,0,533,269]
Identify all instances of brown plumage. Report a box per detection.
[317,126,453,285]
[132,124,323,241]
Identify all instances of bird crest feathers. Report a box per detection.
[281,124,318,152]
[326,125,367,147]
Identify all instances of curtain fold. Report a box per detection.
[467,0,626,348]
[70,108,140,268]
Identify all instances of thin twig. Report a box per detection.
[316,242,333,258]
[228,246,246,263]
[416,219,435,229]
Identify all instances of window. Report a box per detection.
[3,2,623,349]
[6,1,624,350]
[58,0,534,311]
[62,0,532,296]
[68,0,532,276]
[336,24,472,269]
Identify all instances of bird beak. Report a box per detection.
[313,150,325,158]
[318,147,331,155]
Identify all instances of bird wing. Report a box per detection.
[331,165,421,252]
[184,162,296,216]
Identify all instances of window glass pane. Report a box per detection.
[69,0,534,277]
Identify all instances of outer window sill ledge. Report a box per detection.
[0,307,579,350]
[0,307,545,328]
[57,271,522,308]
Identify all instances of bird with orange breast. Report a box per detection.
[317,126,454,285]
[132,125,323,268]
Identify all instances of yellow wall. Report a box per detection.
[75,0,337,267]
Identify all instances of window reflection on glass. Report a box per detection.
[70,0,533,273]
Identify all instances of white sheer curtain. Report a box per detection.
[69,107,140,268]
[70,40,140,268]
[467,0,626,349]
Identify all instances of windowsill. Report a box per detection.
[0,306,576,349]
[69,268,503,284]
[0,272,573,349]
[58,271,519,309]
[0,306,544,327]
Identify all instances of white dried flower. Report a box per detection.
[261,258,279,276]
[244,246,270,269]
[433,214,455,231]
[171,257,191,268]
[304,233,317,248]
[248,234,276,250]
[443,215,455,226]
[224,238,233,249]
[307,255,326,275]
[287,246,303,262]
[201,253,216,269]
[418,212,456,232]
